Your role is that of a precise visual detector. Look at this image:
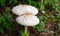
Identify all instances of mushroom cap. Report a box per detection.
[16,15,39,26]
[12,5,38,15]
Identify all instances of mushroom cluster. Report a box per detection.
[12,5,39,34]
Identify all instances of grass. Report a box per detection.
[0,0,60,36]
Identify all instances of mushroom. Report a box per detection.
[16,15,39,33]
[12,5,39,35]
[12,5,38,15]
[41,11,45,14]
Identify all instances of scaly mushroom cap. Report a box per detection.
[12,5,38,15]
[16,15,39,26]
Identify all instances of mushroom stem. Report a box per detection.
[25,26,28,33]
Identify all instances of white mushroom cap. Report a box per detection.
[16,15,39,26]
[12,5,38,15]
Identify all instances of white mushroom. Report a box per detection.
[41,11,45,14]
[12,5,39,35]
[16,15,39,26]
[16,15,39,33]
[12,5,38,15]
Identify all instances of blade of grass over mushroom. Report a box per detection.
[19,30,29,36]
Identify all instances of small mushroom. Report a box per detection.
[12,5,39,35]
[16,15,39,33]
[12,5,38,15]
